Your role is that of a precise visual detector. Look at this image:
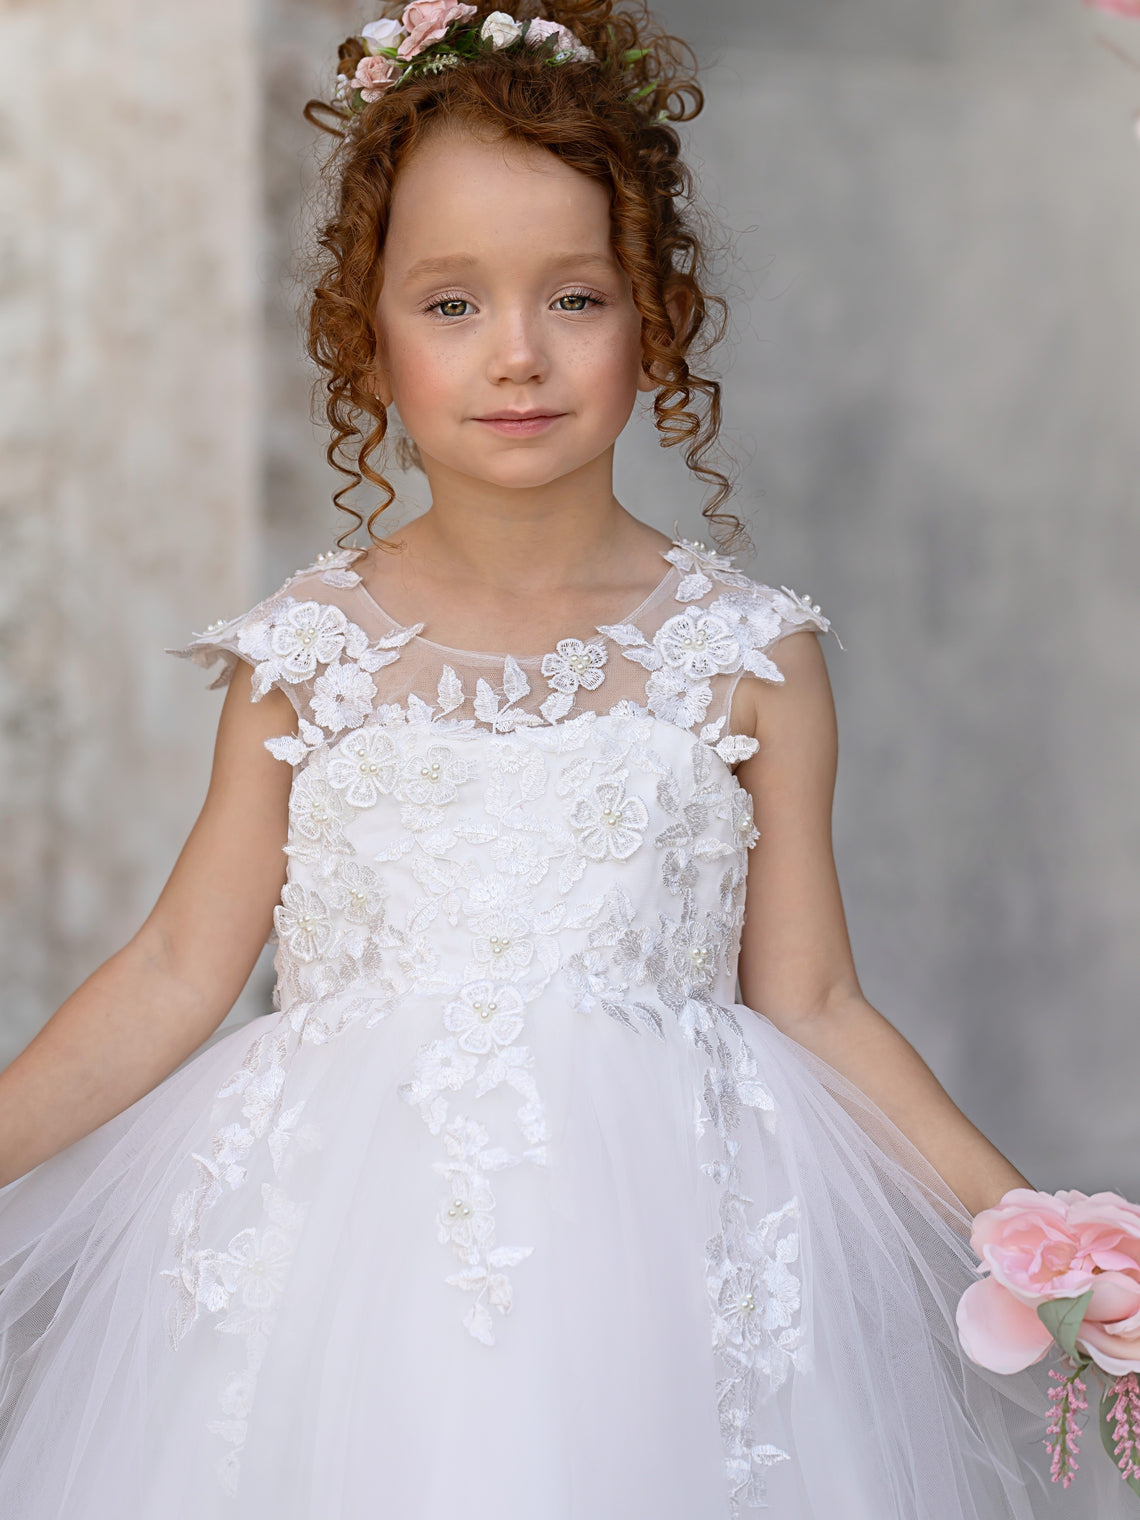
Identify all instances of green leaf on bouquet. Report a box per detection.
[1037,1291,1094,1361]
[1098,1385,1140,1498]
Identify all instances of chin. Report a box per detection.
[457,450,599,492]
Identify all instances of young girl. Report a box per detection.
[0,4,1126,1516]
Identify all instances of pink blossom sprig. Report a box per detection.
[1085,0,1140,17]
[955,1187,1140,1496]
[1046,1364,1090,1487]
[1106,1372,1140,1484]
[1082,0,1140,140]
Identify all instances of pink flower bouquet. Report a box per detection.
[1085,0,1140,18]
[956,1188,1140,1494]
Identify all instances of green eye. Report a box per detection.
[555,293,592,312]
[435,298,470,318]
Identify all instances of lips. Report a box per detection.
[472,411,566,436]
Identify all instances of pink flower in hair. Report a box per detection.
[525,17,593,60]
[398,1,477,59]
[352,54,400,101]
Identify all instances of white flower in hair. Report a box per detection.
[361,17,405,54]
[482,11,523,48]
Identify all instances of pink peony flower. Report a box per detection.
[1084,0,1140,16]
[1074,1270,1140,1377]
[956,1189,1140,1376]
[398,0,477,59]
[525,18,573,47]
[956,1274,1056,1374]
[524,17,592,59]
[352,54,400,101]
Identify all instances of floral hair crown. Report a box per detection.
[333,5,599,113]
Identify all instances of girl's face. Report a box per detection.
[374,127,650,494]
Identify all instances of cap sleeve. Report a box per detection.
[166,548,422,766]
[167,590,304,706]
[710,581,832,685]
[167,547,371,703]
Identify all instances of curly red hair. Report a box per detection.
[304,0,741,547]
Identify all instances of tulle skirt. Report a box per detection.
[0,993,1124,1519]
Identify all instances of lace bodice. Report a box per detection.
[166,537,829,1510]
[174,536,829,771]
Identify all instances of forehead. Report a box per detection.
[384,127,615,274]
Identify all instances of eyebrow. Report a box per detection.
[400,251,618,282]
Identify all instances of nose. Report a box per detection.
[485,305,548,387]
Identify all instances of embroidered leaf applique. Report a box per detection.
[540,688,574,724]
[676,570,713,601]
[265,718,326,766]
[473,678,501,726]
[596,620,649,648]
[501,655,530,704]
[437,664,465,715]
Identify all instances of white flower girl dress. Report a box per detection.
[0,539,1126,1518]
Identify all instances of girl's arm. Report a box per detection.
[0,663,294,1188]
[734,632,1030,1217]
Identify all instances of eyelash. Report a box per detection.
[424,289,607,319]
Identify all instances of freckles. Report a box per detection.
[389,335,462,406]
[564,332,642,396]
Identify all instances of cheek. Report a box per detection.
[383,325,464,432]
[565,313,644,407]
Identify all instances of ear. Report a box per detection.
[638,281,692,393]
[367,301,394,408]
[366,367,394,409]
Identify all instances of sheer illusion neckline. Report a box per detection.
[347,549,679,665]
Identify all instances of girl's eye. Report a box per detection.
[429,296,474,318]
[554,292,600,313]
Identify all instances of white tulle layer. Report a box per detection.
[0,996,1125,1520]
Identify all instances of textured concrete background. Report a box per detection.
[2,0,1139,1194]
[0,2,263,1050]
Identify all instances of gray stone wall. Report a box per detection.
[3,0,1138,1196]
[0,2,263,1056]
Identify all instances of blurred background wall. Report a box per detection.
[2,0,1138,1195]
